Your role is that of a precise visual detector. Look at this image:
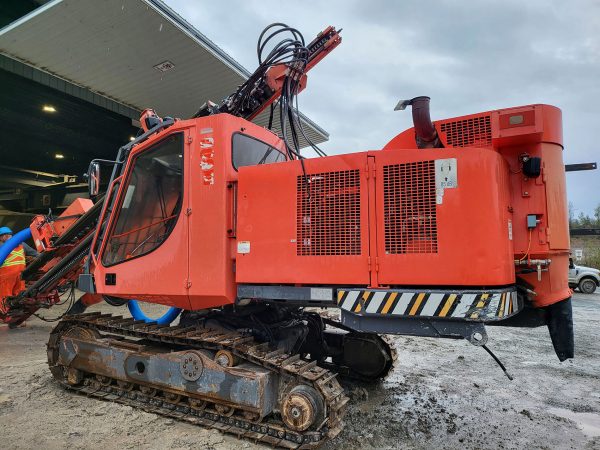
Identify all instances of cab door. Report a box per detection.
[93,129,192,309]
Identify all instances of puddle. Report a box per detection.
[548,407,600,437]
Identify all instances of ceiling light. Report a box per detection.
[43,105,57,113]
[129,136,135,141]
[153,60,175,72]
[54,153,64,159]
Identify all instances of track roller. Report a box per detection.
[281,385,325,432]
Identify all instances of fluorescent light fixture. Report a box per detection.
[54,153,64,159]
[43,105,57,113]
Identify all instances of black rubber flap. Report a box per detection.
[545,297,574,361]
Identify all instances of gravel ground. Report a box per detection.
[1,292,598,449]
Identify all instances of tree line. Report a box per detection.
[569,203,600,229]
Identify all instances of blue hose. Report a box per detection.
[0,228,181,325]
[0,228,32,266]
[127,299,181,325]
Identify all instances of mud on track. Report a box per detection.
[1,293,599,449]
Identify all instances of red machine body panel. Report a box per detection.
[236,153,371,285]
[372,147,514,287]
[236,147,515,288]
[492,107,570,306]
[383,104,570,305]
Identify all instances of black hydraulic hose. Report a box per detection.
[21,233,94,297]
[103,295,128,307]
[482,344,514,380]
[33,284,77,323]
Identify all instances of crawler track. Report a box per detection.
[47,313,349,448]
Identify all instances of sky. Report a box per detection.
[165,0,600,215]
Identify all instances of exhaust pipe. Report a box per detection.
[395,96,443,149]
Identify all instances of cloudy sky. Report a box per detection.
[165,0,599,215]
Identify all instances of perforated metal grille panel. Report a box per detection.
[297,170,361,256]
[383,161,438,254]
[440,115,492,148]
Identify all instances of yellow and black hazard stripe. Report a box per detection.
[336,289,519,321]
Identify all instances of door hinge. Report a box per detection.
[367,256,380,271]
[187,136,193,144]
[365,164,370,179]
[185,280,192,289]
[185,208,192,216]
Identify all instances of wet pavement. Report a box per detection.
[1,292,598,449]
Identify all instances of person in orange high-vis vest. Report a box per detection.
[0,246,25,291]
[0,227,37,315]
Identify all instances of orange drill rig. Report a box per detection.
[0,23,573,448]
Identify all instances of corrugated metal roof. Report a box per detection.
[0,0,328,146]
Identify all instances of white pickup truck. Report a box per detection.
[569,258,600,294]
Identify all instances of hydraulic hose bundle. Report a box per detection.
[218,23,328,159]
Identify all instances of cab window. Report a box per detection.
[102,133,183,266]
[232,133,285,170]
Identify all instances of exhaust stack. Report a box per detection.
[395,96,443,149]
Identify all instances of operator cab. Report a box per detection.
[84,113,287,310]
